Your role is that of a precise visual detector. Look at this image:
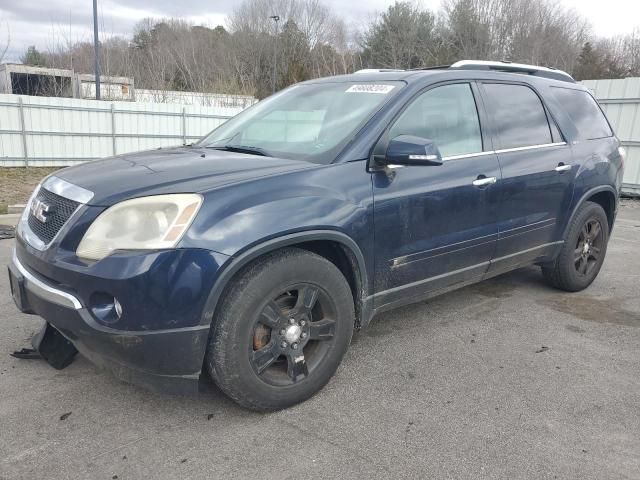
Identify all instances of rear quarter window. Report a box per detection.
[482,83,553,150]
[551,88,613,140]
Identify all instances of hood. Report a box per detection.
[55,147,318,206]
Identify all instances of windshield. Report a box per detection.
[199,81,403,163]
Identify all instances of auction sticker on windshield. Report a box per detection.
[345,84,396,94]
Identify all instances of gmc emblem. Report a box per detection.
[31,198,53,223]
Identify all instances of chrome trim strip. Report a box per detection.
[391,238,496,268]
[490,241,564,263]
[19,221,47,251]
[499,218,556,236]
[12,249,83,310]
[375,241,563,298]
[494,142,566,154]
[442,151,494,161]
[441,142,566,162]
[375,261,491,298]
[17,185,46,251]
[42,176,94,204]
[390,231,499,267]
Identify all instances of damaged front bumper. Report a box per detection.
[8,248,219,394]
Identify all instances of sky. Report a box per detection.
[0,0,638,63]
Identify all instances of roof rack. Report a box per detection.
[354,68,406,74]
[449,60,575,83]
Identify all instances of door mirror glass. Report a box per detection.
[385,135,443,166]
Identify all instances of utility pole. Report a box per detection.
[270,15,280,95]
[93,0,101,100]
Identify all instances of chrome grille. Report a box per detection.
[27,187,80,244]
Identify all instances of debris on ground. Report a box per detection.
[0,225,15,240]
[59,412,72,421]
[10,348,40,360]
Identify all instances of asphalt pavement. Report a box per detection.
[1,202,639,480]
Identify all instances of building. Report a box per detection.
[0,64,134,101]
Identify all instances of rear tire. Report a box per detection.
[542,201,609,292]
[205,248,354,411]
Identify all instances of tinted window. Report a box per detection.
[551,88,613,140]
[483,84,552,149]
[389,83,482,157]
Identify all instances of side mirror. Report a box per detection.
[384,135,443,167]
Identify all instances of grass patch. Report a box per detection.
[0,167,61,207]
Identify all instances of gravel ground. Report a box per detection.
[1,203,639,480]
[0,168,59,212]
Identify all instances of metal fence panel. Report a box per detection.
[0,94,243,167]
[7,80,639,194]
[583,78,640,196]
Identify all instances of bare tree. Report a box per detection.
[0,19,10,64]
[16,0,640,98]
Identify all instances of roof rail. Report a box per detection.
[354,68,405,74]
[450,60,575,83]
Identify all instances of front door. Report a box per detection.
[372,82,501,311]
[479,82,577,274]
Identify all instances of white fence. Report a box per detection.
[583,78,640,196]
[0,94,248,167]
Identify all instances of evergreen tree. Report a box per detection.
[574,42,604,80]
[21,46,47,66]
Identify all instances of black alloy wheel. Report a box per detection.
[542,201,609,292]
[250,284,338,386]
[573,217,604,278]
[206,248,354,411]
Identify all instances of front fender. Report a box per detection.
[198,229,373,331]
[179,161,376,325]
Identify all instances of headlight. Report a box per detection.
[76,194,202,261]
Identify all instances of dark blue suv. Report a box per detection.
[8,61,624,410]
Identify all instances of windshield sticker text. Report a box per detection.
[345,84,395,94]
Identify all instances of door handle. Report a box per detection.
[555,163,572,172]
[472,176,497,187]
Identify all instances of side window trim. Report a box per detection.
[442,141,567,161]
[371,80,487,165]
[478,80,567,151]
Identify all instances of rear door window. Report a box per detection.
[551,88,613,140]
[483,83,553,149]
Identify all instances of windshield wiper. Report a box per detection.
[208,144,271,157]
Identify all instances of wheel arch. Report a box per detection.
[563,185,618,240]
[201,230,373,335]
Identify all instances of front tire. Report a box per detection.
[205,248,354,411]
[542,201,609,292]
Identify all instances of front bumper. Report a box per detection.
[9,247,225,394]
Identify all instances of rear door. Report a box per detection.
[479,82,576,274]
